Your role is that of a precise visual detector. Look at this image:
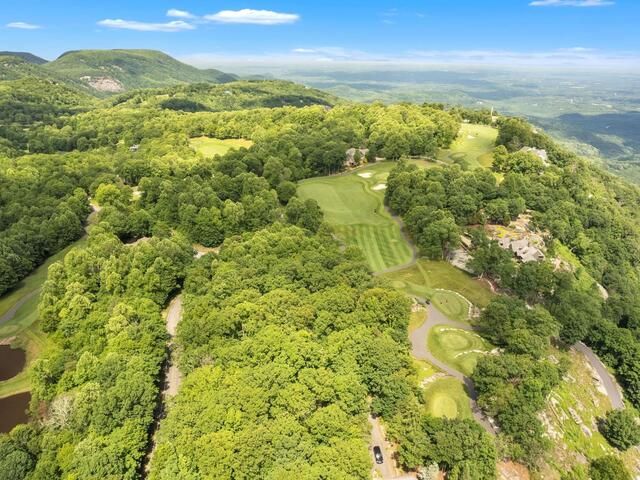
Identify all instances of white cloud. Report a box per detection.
[166,9,195,19]
[97,19,195,32]
[204,9,299,25]
[179,47,640,70]
[6,21,41,29]
[530,0,613,7]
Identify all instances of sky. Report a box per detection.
[1,0,639,69]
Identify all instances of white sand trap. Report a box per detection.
[467,135,476,139]
[358,172,373,178]
[372,183,387,191]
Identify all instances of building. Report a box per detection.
[345,147,369,168]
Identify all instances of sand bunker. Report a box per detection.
[358,172,373,178]
[467,135,476,139]
[372,183,387,191]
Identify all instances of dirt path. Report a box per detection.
[574,341,624,410]
[163,296,182,397]
[410,299,497,435]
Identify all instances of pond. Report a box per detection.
[0,392,31,433]
[0,345,26,381]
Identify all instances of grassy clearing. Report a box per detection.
[383,259,494,322]
[189,137,253,157]
[298,162,413,272]
[427,325,493,376]
[423,377,473,420]
[438,124,498,169]
[0,235,87,398]
[0,237,86,326]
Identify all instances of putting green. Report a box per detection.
[423,377,472,419]
[298,162,413,272]
[189,137,253,157]
[383,259,494,322]
[428,325,493,376]
[438,124,498,169]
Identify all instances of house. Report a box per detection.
[129,144,140,152]
[345,147,369,168]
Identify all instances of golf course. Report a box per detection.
[298,161,415,272]
[298,129,501,424]
[438,123,498,169]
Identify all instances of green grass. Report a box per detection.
[0,235,87,399]
[0,326,49,399]
[553,240,601,293]
[189,137,253,157]
[298,162,413,272]
[383,259,494,322]
[428,325,493,376]
[438,124,498,169]
[423,377,473,420]
[540,348,640,475]
[0,237,87,326]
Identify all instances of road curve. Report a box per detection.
[574,341,624,410]
[410,299,497,435]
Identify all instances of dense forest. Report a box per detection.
[1,52,639,480]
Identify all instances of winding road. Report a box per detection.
[410,300,497,435]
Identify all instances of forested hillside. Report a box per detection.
[45,50,237,93]
[1,56,639,480]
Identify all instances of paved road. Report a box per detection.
[574,341,624,410]
[369,415,398,479]
[409,299,497,435]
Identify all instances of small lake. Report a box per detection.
[0,345,26,381]
[0,392,31,433]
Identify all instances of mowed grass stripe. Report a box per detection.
[299,164,413,272]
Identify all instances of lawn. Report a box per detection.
[298,162,413,272]
[423,377,473,420]
[438,123,498,169]
[427,325,493,376]
[383,259,494,322]
[189,137,253,157]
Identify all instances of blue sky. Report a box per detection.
[1,1,639,68]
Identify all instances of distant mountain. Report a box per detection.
[0,51,47,65]
[44,49,237,94]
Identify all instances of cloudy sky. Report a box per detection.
[1,0,639,68]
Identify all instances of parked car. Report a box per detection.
[373,446,383,464]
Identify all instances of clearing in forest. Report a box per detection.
[438,123,498,169]
[297,162,413,272]
[189,137,254,157]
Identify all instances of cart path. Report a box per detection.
[409,299,497,435]
[574,341,624,410]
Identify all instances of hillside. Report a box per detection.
[109,80,340,112]
[45,49,237,94]
[0,52,47,65]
